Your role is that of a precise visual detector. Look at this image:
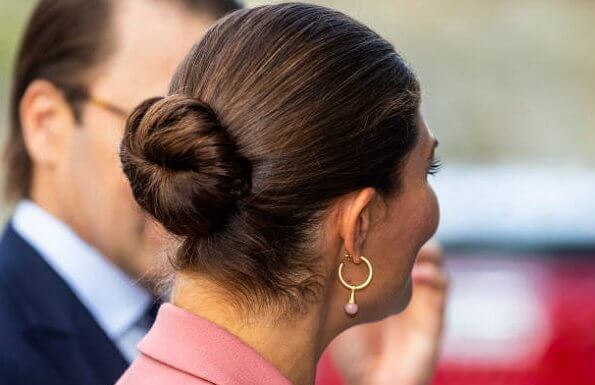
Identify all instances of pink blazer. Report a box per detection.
[116,303,292,385]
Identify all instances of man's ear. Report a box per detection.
[19,79,77,167]
[339,187,376,264]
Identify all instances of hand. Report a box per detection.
[328,241,449,385]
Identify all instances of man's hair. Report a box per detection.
[4,0,243,203]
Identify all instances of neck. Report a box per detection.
[30,176,64,225]
[172,273,331,385]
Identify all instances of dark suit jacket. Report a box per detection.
[0,224,129,385]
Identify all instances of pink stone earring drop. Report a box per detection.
[338,254,373,316]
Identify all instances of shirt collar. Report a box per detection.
[12,200,152,340]
[139,304,292,385]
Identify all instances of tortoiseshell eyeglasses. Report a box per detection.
[60,86,130,120]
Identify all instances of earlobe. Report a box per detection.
[20,80,76,166]
[340,187,376,264]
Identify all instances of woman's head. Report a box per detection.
[120,3,439,324]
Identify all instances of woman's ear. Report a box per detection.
[339,187,376,264]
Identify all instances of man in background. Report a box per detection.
[0,1,241,384]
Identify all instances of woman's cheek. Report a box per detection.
[427,187,440,236]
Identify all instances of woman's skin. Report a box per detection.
[173,114,441,385]
[329,241,448,385]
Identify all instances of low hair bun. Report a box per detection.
[120,94,252,238]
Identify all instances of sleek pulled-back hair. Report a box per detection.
[4,0,243,203]
[121,3,421,312]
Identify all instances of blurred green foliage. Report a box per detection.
[0,0,35,142]
[0,1,34,82]
[1,0,595,166]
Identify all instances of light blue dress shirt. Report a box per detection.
[12,200,153,362]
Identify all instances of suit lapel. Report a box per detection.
[23,327,97,385]
[0,224,129,384]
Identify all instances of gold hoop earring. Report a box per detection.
[338,254,373,316]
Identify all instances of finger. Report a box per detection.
[415,240,444,267]
[412,263,449,292]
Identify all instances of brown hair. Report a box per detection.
[121,3,421,312]
[4,0,243,203]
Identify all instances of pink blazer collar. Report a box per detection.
[138,303,293,385]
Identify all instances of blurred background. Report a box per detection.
[2,1,594,384]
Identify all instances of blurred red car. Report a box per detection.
[434,254,595,385]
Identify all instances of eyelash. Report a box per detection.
[427,156,443,177]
